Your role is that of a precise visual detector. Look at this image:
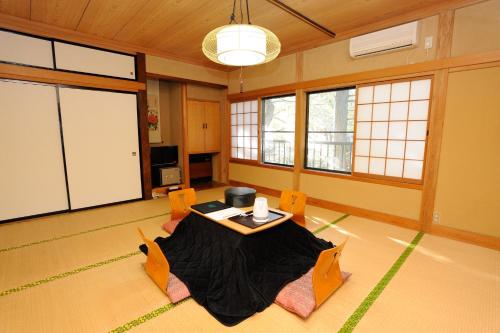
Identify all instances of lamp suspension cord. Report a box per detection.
[246,0,251,24]
[229,0,237,23]
[239,66,244,93]
[239,0,243,23]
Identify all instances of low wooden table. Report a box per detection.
[189,201,292,235]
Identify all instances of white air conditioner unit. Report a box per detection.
[349,21,419,58]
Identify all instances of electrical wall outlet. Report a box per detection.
[424,36,433,49]
[432,211,440,224]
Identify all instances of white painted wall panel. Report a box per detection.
[0,80,68,220]
[54,42,135,79]
[0,31,54,68]
[59,88,142,209]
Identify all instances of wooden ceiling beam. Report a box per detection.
[264,0,336,38]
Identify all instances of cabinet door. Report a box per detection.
[0,80,68,221]
[54,42,136,79]
[204,101,221,152]
[187,100,206,153]
[59,88,142,209]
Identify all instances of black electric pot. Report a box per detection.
[224,187,257,208]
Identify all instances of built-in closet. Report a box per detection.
[0,29,143,222]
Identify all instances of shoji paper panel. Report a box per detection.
[230,100,258,160]
[354,78,431,181]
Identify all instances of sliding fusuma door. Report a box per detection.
[58,87,142,209]
[0,80,69,221]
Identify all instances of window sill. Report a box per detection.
[229,159,294,172]
[300,168,423,190]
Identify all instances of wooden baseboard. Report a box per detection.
[429,224,500,251]
[228,179,500,250]
[228,180,419,230]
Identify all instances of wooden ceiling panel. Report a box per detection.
[76,0,149,39]
[0,0,483,70]
[113,0,199,46]
[0,0,30,18]
[31,0,91,29]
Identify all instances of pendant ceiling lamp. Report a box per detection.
[202,0,281,66]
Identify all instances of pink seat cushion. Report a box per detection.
[275,268,351,319]
[167,273,191,303]
[162,218,183,234]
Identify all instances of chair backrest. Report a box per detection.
[279,190,307,224]
[138,228,170,294]
[168,188,197,220]
[312,238,348,308]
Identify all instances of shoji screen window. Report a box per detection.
[230,100,259,160]
[354,78,431,181]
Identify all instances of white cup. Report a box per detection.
[253,197,269,223]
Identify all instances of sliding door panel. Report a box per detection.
[59,88,142,209]
[0,80,68,221]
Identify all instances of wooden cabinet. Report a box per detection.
[187,100,221,153]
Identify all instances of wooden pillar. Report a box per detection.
[293,52,305,190]
[136,53,152,199]
[419,10,454,231]
[181,83,190,187]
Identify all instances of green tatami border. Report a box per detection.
[313,214,350,234]
[0,251,141,297]
[338,231,424,333]
[0,212,169,254]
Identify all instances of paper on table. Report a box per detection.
[205,207,245,221]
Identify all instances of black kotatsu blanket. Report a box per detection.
[140,213,333,326]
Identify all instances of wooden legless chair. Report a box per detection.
[138,228,169,294]
[162,188,197,234]
[279,190,307,225]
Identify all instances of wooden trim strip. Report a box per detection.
[228,180,420,230]
[227,50,500,100]
[0,63,145,92]
[264,0,336,38]
[137,53,152,200]
[146,72,227,89]
[181,83,190,187]
[429,224,500,251]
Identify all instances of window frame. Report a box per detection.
[304,86,357,175]
[261,94,297,167]
[351,76,433,185]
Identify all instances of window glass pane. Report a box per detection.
[306,87,356,172]
[262,95,296,166]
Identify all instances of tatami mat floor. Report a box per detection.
[0,187,498,332]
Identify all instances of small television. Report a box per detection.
[150,146,178,166]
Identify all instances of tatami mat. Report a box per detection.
[0,187,498,333]
[354,234,500,333]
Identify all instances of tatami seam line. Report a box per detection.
[0,212,170,254]
[107,214,351,332]
[338,231,424,333]
[0,251,141,297]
